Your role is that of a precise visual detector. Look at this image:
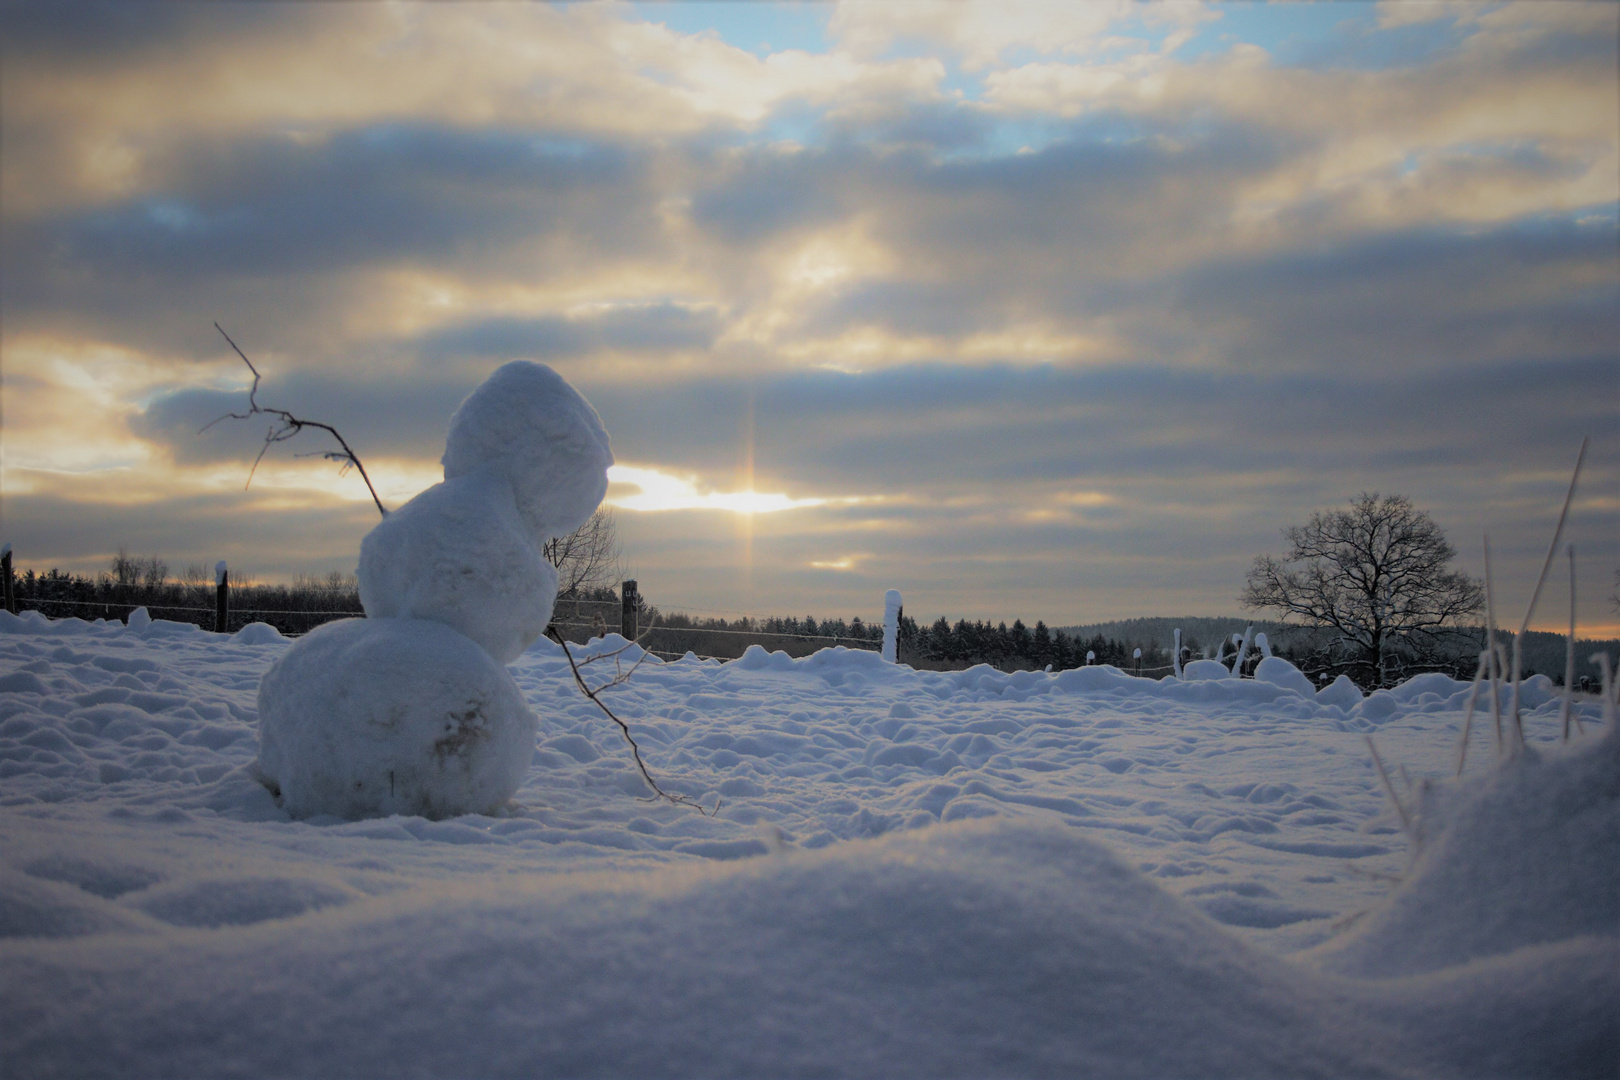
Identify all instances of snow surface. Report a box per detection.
[1,610,1615,1078]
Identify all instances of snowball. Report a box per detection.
[441,361,613,543]
[1316,674,1363,709]
[255,617,537,820]
[358,469,558,665]
[1181,658,1233,681]
[1253,656,1316,698]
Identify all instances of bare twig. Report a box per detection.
[1510,437,1587,744]
[1365,735,1413,838]
[545,624,718,816]
[1455,649,1489,776]
[565,613,666,695]
[204,324,389,519]
[1483,535,1503,754]
[1562,545,1582,740]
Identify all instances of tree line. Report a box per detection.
[898,616,1169,672]
[9,551,362,636]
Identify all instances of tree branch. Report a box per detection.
[204,324,390,519]
[544,623,718,816]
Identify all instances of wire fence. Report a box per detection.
[548,617,882,661]
[5,575,1178,676]
[15,595,364,637]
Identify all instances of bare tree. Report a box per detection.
[108,548,168,589]
[1243,493,1483,687]
[543,508,622,598]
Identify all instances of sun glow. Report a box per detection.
[605,464,829,515]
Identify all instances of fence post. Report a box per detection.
[882,589,902,663]
[1,543,14,615]
[621,579,638,640]
[214,561,229,634]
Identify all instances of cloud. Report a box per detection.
[2,1,1615,628]
[420,304,723,362]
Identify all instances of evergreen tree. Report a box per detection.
[1032,621,1053,667]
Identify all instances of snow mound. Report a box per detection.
[254,618,537,819]
[1181,658,1233,681]
[232,622,284,645]
[441,360,613,543]
[1254,655,1316,698]
[4,820,1394,1078]
[1311,721,1620,979]
[1316,674,1362,709]
[357,469,558,663]
[0,873,158,940]
[1517,672,1557,709]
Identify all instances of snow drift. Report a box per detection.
[2,610,1613,1077]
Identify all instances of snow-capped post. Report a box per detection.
[1,543,14,615]
[882,589,902,663]
[621,579,639,641]
[1173,629,1183,679]
[1231,625,1254,675]
[214,561,229,633]
[1133,647,1142,676]
[1255,632,1272,659]
[1086,650,1095,665]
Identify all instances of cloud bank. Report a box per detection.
[2,1,1615,629]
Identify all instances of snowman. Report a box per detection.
[253,362,613,820]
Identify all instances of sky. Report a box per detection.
[1,0,1616,633]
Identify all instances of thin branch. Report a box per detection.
[1455,650,1489,777]
[545,624,718,816]
[1484,535,1503,754]
[1562,545,1582,740]
[1510,438,1587,744]
[204,324,390,519]
[1365,735,1413,838]
[568,612,664,693]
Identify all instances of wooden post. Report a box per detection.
[214,561,229,634]
[620,579,638,640]
[1,544,14,615]
[883,590,902,663]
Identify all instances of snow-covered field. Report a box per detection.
[2,609,1615,1078]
